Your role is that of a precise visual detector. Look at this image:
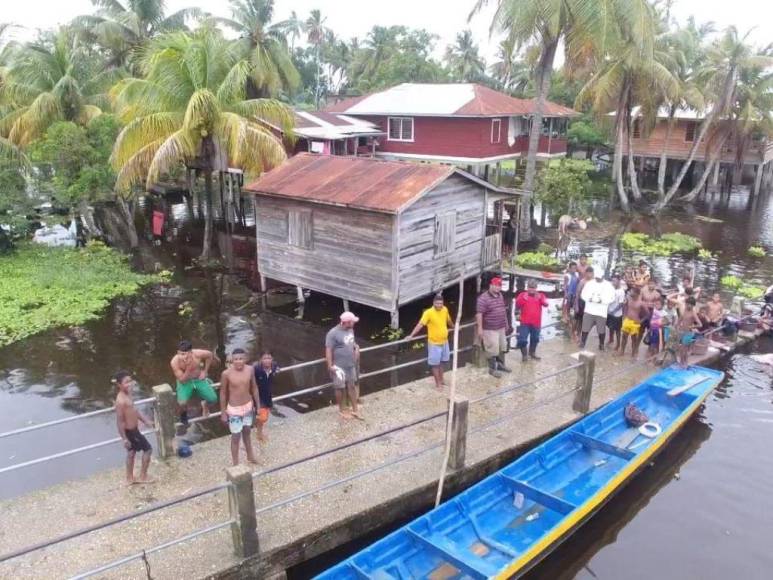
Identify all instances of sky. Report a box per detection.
[3,0,772,64]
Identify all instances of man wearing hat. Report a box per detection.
[476,276,512,377]
[515,279,549,361]
[580,267,615,350]
[325,312,361,419]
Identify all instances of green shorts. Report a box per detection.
[176,378,218,404]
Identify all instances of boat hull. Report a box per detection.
[316,365,724,580]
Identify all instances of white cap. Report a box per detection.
[340,311,359,323]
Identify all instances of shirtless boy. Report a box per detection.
[641,278,661,311]
[220,348,259,465]
[170,340,220,425]
[706,293,726,327]
[620,288,649,358]
[676,297,702,368]
[114,371,154,485]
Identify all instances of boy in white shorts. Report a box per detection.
[220,348,259,465]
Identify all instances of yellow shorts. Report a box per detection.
[622,317,641,336]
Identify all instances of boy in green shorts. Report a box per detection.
[170,340,220,424]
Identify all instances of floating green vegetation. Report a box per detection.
[537,242,555,255]
[620,232,702,256]
[720,275,743,289]
[515,251,561,271]
[747,245,766,258]
[0,242,159,346]
[697,249,714,260]
[739,285,765,299]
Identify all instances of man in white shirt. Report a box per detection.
[580,267,616,351]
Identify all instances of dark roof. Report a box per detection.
[246,153,471,214]
[324,94,369,113]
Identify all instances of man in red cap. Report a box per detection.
[476,276,512,378]
[516,279,549,361]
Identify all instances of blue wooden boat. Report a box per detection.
[316,365,723,579]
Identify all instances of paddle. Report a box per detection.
[666,375,710,397]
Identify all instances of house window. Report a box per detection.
[685,122,696,142]
[491,119,502,143]
[358,136,368,147]
[288,210,313,249]
[388,117,414,142]
[632,119,641,139]
[434,212,456,256]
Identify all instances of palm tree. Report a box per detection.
[276,10,304,52]
[72,0,202,71]
[209,0,300,97]
[657,27,773,210]
[0,28,117,147]
[444,30,485,82]
[490,37,531,94]
[306,9,328,107]
[110,28,293,259]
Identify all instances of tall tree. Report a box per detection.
[0,28,118,147]
[305,9,328,108]
[209,0,300,97]
[444,30,485,82]
[72,0,201,70]
[276,10,304,52]
[110,28,292,258]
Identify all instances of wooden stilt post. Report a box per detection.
[343,298,350,312]
[447,396,469,470]
[296,286,305,304]
[753,163,764,197]
[390,307,399,330]
[572,351,596,414]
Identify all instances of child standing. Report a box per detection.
[676,297,702,369]
[220,348,259,465]
[648,297,666,356]
[254,352,280,442]
[114,370,154,485]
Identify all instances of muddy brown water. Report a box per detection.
[2,188,773,577]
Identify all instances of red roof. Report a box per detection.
[245,153,455,214]
[455,84,532,115]
[324,94,369,113]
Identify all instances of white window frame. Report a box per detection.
[387,117,414,142]
[491,118,502,144]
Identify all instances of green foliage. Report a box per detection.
[567,120,606,151]
[0,160,32,241]
[747,245,766,257]
[29,116,120,207]
[698,249,714,260]
[537,242,555,255]
[739,285,764,299]
[514,251,561,271]
[620,232,702,256]
[370,326,406,341]
[0,243,158,346]
[720,275,743,289]
[534,159,594,216]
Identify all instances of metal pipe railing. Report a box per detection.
[0,483,231,564]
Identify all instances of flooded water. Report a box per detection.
[2,186,773,575]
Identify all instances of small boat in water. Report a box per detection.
[316,365,723,579]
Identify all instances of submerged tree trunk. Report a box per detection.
[681,133,730,202]
[115,196,139,248]
[657,106,677,200]
[521,37,559,242]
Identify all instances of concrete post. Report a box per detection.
[152,384,176,459]
[226,465,260,558]
[448,396,469,470]
[731,296,745,316]
[753,163,764,196]
[572,351,595,414]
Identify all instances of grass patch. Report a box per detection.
[747,245,766,258]
[739,285,765,299]
[720,275,743,289]
[621,232,702,256]
[514,251,561,272]
[0,242,158,346]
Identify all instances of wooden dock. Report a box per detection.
[0,326,764,579]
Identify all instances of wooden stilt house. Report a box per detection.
[245,153,522,326]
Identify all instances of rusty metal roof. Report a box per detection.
[245,153,459,214]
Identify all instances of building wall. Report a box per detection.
[397,175,487,305]
[255,197,395,311]
[625,119,767,164]
[363,116,567,160]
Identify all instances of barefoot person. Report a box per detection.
[580,268,615,351]
[114,371,154,485]
[407,294,455,390]
[220,348,259,465]
[607,274,625,351]
[170,340,220,425]
[254,352,279,442]
[325,312,361,419]
[706,293,726,329]
[620,288,649,358]
[676,297,702,368]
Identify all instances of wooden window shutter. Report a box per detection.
[288,210,313,249]
[434,212,456,256]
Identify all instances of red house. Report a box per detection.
[325,83,578,180]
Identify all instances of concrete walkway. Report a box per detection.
[0,331,749,580]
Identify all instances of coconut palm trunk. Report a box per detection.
[116,196,139,248]
[612,81,632,212]
[521,37,558,241]
[657,107,677,200]
[626,112,643,202]
[201,169,215,260]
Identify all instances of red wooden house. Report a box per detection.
[325,83,578,181]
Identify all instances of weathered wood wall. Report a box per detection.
[255,197,395,311]
[397,174,486,305]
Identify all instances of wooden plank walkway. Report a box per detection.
[0,329,757,579]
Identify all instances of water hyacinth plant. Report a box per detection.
[621,232,702,256]
[514,251,561,271]
[747,246,766,257]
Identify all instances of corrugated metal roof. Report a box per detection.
[324,83,579,118]
[292,111,384,140]
[245,153,457,214]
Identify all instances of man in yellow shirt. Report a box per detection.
[407,294,455,390]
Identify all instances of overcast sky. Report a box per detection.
[3,0,771,63]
